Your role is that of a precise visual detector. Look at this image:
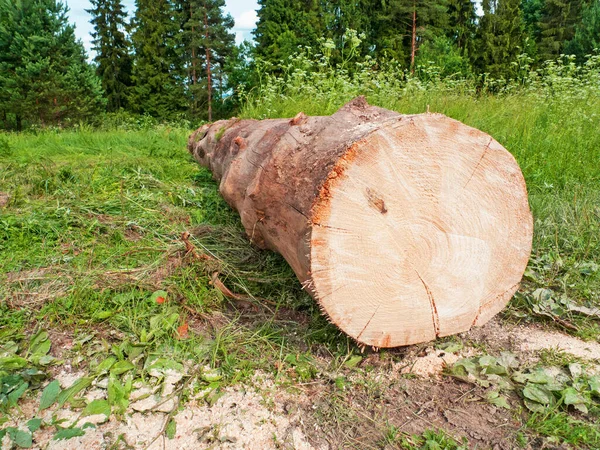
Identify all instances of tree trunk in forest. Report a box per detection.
[204,12,212,122]
[190,3,197,112]
[411,1,417,74]
[187,97,533,348]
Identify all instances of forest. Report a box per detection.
[1,0,599,130]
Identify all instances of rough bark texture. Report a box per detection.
[187,97,533,348]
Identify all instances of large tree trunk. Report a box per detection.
[188,97,533,348]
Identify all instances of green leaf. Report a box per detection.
[524,399,546,412]
[53,427,85,440]
[57,377,93,408]
[344,355,362,368]
[29,330,51,356]
[107,376,130,415]
[145,358,183,377]
[497,352,519,370]
[166,418,177,439]
[37,355,56,366]
[95,356,117,374]
[8,382,28,406]
[563,387,588,409]
[0,356,28,370]
[437,342,463,353]
[110,360,135,376]
[82,399,111,418]
[487,391,510,409]
[8,429,33,448]
[523,384,555,405]
[39,380,61,410]
[26,418,42,432]
[200,368,221,383]
[92,311,113,320]
[451,358,478,377]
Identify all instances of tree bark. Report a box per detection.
[204,11,212,122]
[411,1,417,74]
[188,97,533,348]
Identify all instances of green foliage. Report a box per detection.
[87,0,133,111]
[538,0,586,61]
[129,0,188,119]
[398,429,468,449]
[473,0,527,78]
[253,0,326,67]
[0,0,105,130]
[0,330,54,413]
[565,0,600,63]
[450,353,600,416]
[180,0,235,120]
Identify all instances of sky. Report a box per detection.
[64,0,259,58]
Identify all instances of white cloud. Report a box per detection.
[234,10,258,30]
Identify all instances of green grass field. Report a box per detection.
[1,88,599,447]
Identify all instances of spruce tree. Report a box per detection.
[565,0,600,62]
[372,0,449,70]
[472,0,525,77]
[181,0,234,121]
[253,0,326,66]
[446,0,476,54]
[0,0,104,130]
[87,0,132,111]
[130,0,187,119]
[538,0,586,61]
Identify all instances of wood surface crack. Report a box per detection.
[416,271,440,337]
[471,281,520,327]
[356,304,381,341]
[463,138,492,188]
[286,202,309,219]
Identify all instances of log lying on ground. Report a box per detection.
[188,97,533,348]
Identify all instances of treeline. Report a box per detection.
[0,0,599,131]
[254,0,599,76]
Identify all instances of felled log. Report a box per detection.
[188,97,533,348]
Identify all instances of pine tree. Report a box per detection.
[372,0,449,70]
[565,0,600,62]
[130,0,187,119]
[538,0,586,61]
[446,0,476,54]
[472,0,525,77]
[0,0,104,130]
[253,0,326,66]
[181,0,235,121]
[87,0,132,111]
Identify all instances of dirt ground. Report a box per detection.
[3,317,599,450]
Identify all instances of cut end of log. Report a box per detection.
[188,98,533,348]
[309,114,532,348]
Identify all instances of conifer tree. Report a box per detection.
[372,0,448,70]
[0,0,104,130]
[253,0,326,66]
[87,0,132,111]
[538,0,586,61]
[473,0,525,77]
[181,0,234,121]
[565,0,600,61]
[130,0,187,118]
[446,0,476,54]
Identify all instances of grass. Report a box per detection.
[1,79,599,446]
